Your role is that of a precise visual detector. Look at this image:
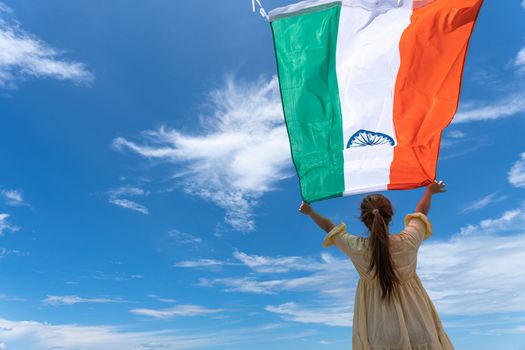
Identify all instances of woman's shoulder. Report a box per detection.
[399,212,433,243]
[323,223,368,251]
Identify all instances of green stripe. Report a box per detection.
[271,5,345,203]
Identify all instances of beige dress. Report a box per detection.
[323,212,453,350]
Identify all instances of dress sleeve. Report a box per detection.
[404,212,433,243]
[322,223,367,258]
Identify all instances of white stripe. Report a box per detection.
[269,0,339,20]
[269,0,405,21]
[336,0,413,195]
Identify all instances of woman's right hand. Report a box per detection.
[299,201,313,215]
[427,180,446,195]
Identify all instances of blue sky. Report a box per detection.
[0,0,525,349]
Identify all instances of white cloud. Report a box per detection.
[419,221,525,315]
[446,130,465,139]
[265,302,352,327]
[233,251,323,273]
[0,189,26,206]
[199,253,358,327]
[440,129,467,149]
[453,44,525,124]
[0,247,28,259]
[168,229,202,245]
[43,295,125,306]
[194,206,525,327]
[454,92,525,123]
[130,304,223,319]
[113,76,291,231]
[509,152,525,188]
[488,324,525,335]
[90,270,143,282]
[199,254,346,293]
[0,294,26,302]
[108,186,149,215]
[0,3,92,88]
[0,318,306,350]
[522,0,525,9]
[174,259,234,268]
[0,213,17,236]
[199,276,278,294]
[156,298,177,303]
[176,252,321,272]
[515,47,525,73]
[108,198,149,215]
[109,186,148,197]
[461,193,508,213]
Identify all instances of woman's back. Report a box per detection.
[323,213,454,350]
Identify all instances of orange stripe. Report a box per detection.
[388,0,483,191]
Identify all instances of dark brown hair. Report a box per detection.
[360,194,399,301]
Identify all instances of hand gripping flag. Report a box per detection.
[269,0,483,203]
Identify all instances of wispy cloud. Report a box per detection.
[233,251,322,274]
[108,199,149,215]
[108,186,149,215]
[515,47,525,73]
[0,3,93,88]
[418,206,525,315]
[168,229,202,245]
[90,270,144,282]
[146,295,177,303]
[175,251,322,273]
[0,293,27,302]
[113,76,291,231]
[43,295,125,306]
[454,92,525,123]
[508,152,525,188]
[461,193,508,213]
[192,253,353,296]
[438,129,487,160]
[198,253,358,328]
[0,213,17,236]
[487,324,525,335]
[174,259,235,268]
[441,130,465,149]
[457,205,524,237]
[0,247,28,259]
[0,318,306,350]
[193,206,525,327]
[108,186,148,197]
[1,189,27,206]
[130,304,224,319]
[265,302,352,327]
[453,43,525,124]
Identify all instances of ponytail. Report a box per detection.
[360,195,399,301]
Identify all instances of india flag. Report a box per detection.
[270,0,483,203]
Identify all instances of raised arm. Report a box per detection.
[415,180,446,215]
[299,202,336,233]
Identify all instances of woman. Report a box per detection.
[299,180,452,350]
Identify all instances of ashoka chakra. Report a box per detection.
[347,129,395,148]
